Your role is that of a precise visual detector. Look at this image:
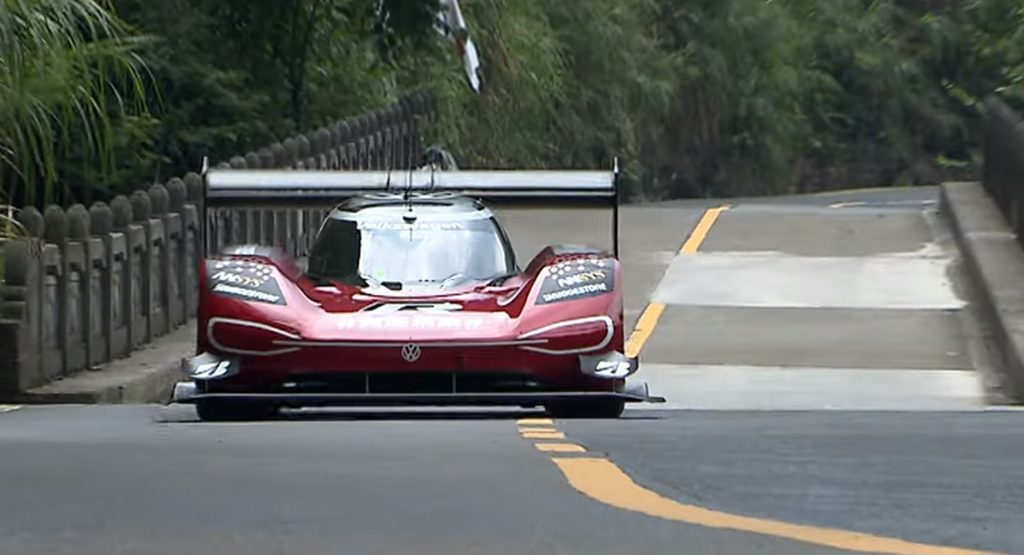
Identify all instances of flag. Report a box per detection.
[436,0,482,93]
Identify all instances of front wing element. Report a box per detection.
[169,381,666,406]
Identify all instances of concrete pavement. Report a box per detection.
[634,188,993,410]
[561,410,1024,554]
[0,402,1018,554]
[0,405,857,555]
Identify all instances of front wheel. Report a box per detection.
[545,399,625,419]
[195,399,279,422]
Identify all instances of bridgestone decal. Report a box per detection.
[207,259,286,305]
[537,258,615,304]
[212,283,282,304]
[541,283,609,303]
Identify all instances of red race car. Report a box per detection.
[170,165,664,420]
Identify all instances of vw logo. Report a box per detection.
[401,343,421,363]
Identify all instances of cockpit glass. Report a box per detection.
[308,215,514,287]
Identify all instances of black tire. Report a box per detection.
[195,399,279,422]
[545,399,625,419]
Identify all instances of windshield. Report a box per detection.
[307,214,515,287]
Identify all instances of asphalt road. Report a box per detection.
[2,186,1023,555]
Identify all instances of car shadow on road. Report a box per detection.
[280,408,544,421]
[158,405,543,423]
[157,405,663,423]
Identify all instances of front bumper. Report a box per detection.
[171,351,664,407]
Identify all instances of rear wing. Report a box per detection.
[202,163,622,256]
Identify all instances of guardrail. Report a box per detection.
[982,96,1024,242]
[0,91,436,397]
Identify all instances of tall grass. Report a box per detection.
[0,0,148,206]
[0,204,25,285]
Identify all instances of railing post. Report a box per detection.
[64,204,90,372]
[41,206,68,380]
[0,229,44,394]
[87,202,113,365]
[109,196,132,359]
[127,191,151,347]
[149,184,171,338]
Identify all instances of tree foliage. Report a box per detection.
[428,0,1024,197]
[3,0,1023,204]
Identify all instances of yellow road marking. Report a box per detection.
[521,431,566,440]
[625,206,728,358]
[0,405,21,414]
[518,427,557,433]
[535,443,586,453]
[811,186,895,197]
[553,457,1003,555]
[679,206,728,254]
[517,418,554,426]
[625,303,665,358]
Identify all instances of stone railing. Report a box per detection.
[0,186,203,395]
[982,96,1024,243]
[0,91,436,397]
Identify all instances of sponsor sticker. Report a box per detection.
[537,258,615,304]
[337,315,484,331]
[188,355,240,380]
[212,283,283,304]
[357,221,464,231]
[211,270,266,288]
[541,283,609,303]
[208,260,285,305]
[556,270,606,288]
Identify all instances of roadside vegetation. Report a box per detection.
[0,205,24,281]
[0,0,147,206]
[0,0,1022,206]
[0,202,25,282]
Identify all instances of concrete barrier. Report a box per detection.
[942,182,1024,401]
[982,97,1024,243]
